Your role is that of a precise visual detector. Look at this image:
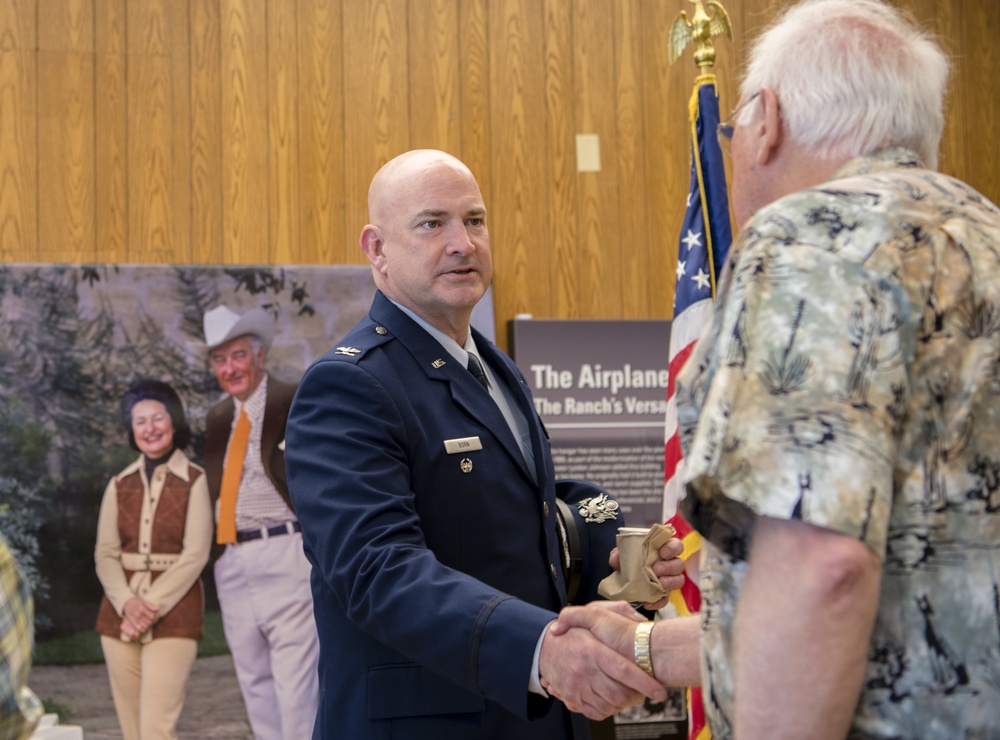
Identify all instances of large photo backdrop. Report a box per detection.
[0,262,378,640]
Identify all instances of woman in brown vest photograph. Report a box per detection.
[93,380,213,740]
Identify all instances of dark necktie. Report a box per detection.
[467,352,490,390]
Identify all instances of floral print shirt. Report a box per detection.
[676,148,1000,738]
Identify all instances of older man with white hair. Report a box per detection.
[551,1,1000,738]
[203,305,318,740]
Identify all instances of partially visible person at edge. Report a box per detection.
[284,148,685,739]
[549,1,1000,738]
[94,380,213,740]
[202,305,318,740]
[0,534,43,740]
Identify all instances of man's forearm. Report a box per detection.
[733,516,881,739]
[650,614,702,687]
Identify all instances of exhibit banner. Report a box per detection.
[0,263,375,640]
[510,318,672,527]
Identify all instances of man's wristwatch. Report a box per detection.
[634,620,656,678]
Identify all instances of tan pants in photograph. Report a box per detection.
[100,635,198,740]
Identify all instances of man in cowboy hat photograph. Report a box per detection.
[202,304,319,740]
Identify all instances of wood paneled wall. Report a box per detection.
[2,0,998,343]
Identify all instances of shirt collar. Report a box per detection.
[234,373,269,419]
[831,146,925,181]
[387,298,476,366]
[164,448,193,482]
[122,447,192,482]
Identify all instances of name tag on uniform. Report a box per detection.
[444,436,483,454]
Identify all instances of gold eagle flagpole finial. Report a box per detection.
[669,0,733,73]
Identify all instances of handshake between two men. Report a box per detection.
[537,535,699,721]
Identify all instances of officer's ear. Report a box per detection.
[360,225,387,274]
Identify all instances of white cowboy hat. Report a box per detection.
[203,305,275,351]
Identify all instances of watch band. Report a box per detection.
[634,620,656,678]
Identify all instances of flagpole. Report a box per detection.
[670,0,733,296]
[664,4,734,739]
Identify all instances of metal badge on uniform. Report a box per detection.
[577,493,619,524]
[444,436,483,454]
[431,358,446,368]
[335,346,361,356]
[460,458,473,473]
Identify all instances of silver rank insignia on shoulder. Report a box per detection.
[460,458,473,473]
[431,359,446,368]
[577,493,619,524]
[335,346,361,356]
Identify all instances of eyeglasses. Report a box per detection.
[716,91,760,157]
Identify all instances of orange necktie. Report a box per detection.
[216,407,250,544]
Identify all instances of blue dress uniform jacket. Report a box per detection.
[285,292,594,739]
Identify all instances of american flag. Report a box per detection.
[664,76,733,740]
